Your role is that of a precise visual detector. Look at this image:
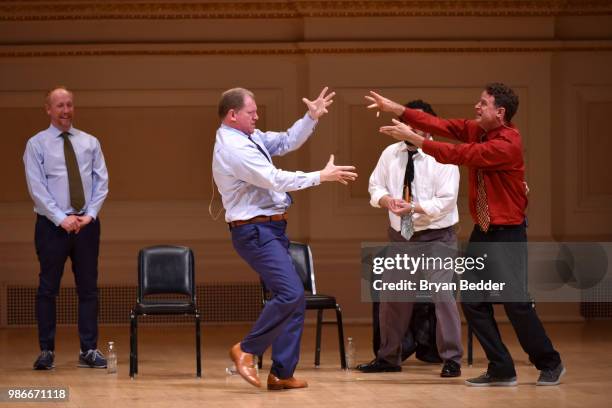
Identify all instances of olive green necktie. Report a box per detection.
[60,132,85,212]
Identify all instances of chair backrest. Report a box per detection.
[138,245,195,302]
[288,241,317,294]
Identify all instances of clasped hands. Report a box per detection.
[60,215,93,234]
[379,196,416,216]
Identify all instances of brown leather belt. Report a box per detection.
[229,213,288,228]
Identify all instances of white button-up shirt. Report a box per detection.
[369,141,459,232]
[212,113,321,222]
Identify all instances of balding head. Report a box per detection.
[45,86,74,132]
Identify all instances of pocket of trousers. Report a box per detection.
[231,224,260,250]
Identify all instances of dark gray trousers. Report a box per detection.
[378,226,463,365]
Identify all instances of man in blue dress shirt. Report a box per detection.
[213,87,357,390]
[24,86,109,370]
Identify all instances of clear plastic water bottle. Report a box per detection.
[226,356,258,375]
[225,364,238,375]
[346,337,355,370]
[107,341,117,374]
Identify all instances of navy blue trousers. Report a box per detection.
[35,214,100,352]
[231,220,305,379]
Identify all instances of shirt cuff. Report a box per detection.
[303,112,319,127]
[85,210,98,220]
[418,199,440,218]
[370,190,388,208]
[304,171,321,188]
[50,210,67,226]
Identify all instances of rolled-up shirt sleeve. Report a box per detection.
[418,164,459,218]
[368,148,392,208]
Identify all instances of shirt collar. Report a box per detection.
[397,142,424,157]
[220,123,252,138]
[49,124,75,137]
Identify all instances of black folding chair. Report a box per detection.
[259,242,347,369]
[129,245,201,378]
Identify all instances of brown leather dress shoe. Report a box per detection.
[229,343,261,388]
[267,373,308,391]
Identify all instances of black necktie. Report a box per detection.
[60,132,85,212]
[248,136,271,162]
[403,147,418,201]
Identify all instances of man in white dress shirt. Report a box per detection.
[358,100,463,378]
[212,87,357,390]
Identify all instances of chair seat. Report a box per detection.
[305,294,337,310]
[133,299,196,315]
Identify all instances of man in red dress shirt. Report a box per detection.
[365,83,565,387]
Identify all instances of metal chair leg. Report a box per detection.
[315,309,323,367]
[130,311,135,378]
[196,312,202,378]
[134,314,139,374]
[467,324,473,367]
[335,305,347,369]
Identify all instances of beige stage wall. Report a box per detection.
[1,1,612,325]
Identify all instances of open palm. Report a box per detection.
[303,87,335,120]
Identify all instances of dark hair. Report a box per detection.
[485,82,519,123]
[404,99,437,117]
[218,87,254,119]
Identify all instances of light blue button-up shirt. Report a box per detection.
[212,113,321,222]
[23,124,109,226]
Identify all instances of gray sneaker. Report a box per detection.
[536,363,566,386]
[33,350,55,370]
[78,349,107,369]
[465,372,517,387]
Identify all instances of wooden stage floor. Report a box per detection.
[1,321,611,408]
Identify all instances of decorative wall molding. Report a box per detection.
[1,43,612,58]
[1,1,611,21]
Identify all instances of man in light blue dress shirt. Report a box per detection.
[214,87,357,390]
[24,87,109,370]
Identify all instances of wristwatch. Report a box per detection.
[408,201,415,215]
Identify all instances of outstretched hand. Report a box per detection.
[379,118,425,147]
[303,87,335,120]
[365,91,405,116]
[320,154,358,185]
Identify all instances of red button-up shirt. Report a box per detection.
[401,108,527,226]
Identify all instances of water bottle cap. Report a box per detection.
[109,341,114,345]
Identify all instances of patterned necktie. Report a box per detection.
[60,132,85,212]
[476,134,490,232]
[400,148,417,240]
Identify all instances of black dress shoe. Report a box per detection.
[357,359,401,373]
[440,360,461,377]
